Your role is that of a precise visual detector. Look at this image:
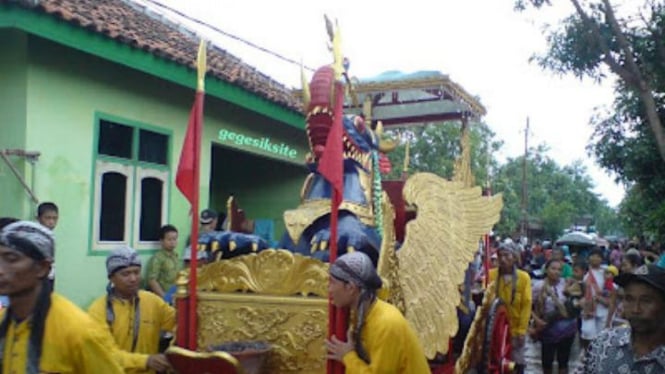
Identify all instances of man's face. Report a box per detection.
[328,276,357,308]
[588,253,602,267]
[552,249,564,261]
[0,245,50,296]
[110,265,141,297]
[38,211,58,231]
[161,231,178,251]
[624,282,665,335]
[573,267,585,280]
[498,250,515,270]
[201,218,217,232]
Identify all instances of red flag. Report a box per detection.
[175,40,207,350]
[321,81,347,374]
[175,91,204,205]
[318,81,345,208]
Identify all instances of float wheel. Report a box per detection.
[481,298,514,374]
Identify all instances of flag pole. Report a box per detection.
[188,40,206,350]
[172,39,207,350]
[325,80,347,374]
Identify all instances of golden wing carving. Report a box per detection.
[397,172,503,358]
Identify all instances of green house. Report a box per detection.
[0,0,308,306]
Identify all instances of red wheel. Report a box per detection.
[481,298,514,374]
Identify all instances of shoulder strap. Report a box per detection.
[106,293,141,352]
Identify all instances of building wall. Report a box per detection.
[210,145,307,242]
[0,30,31,216]
[19,35,306,307]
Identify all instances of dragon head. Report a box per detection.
[303,65,396,170]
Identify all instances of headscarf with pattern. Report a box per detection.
[0,221,55,374]
[106,245,142,277]
[330,251,382,364]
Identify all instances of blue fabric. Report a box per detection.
[0,295,8,308]
[163,285,177,305]
[657,254,665,269]
[253,219,276,247]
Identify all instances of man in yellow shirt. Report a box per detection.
[326,251,430,373]
[488,242,532,374]
[0,221,123,373]
[88,246,176,374]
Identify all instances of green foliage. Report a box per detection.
[516,0,665,239]
[382,119,621,239]
[384,121,503,184]
[492,145,621,239]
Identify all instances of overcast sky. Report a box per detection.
[149,0,626,206]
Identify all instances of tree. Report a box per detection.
[516,0,665,162]
[384,121,503,184]
[589,89,665,238]
[492,144,621,239]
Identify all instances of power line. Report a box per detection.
[139,0,317,72]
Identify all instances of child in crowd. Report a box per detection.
[36,202,59,290]
[603,265,624,328]
[36,202,59,231]
[146,225,179,298]
[603,265,618,297]
[565,261,587,313]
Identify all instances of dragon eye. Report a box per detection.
[354,116,366,133]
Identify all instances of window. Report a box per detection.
[91,115,171,251]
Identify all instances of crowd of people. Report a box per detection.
[1,201,664,373]
[477,237,665,374]
[0,205,221,373]
[0,203,432,373]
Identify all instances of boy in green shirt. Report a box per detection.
[146,225,179,298]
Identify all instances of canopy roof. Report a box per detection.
[345,70,486,127]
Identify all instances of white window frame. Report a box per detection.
[133,167,170,250]
[92,160,134,251]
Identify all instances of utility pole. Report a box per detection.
[520,117,529,240]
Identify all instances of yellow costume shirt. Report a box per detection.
[342,299,430,373]
[489,268,532,336]
[88,289,176,374]
[1,293,124,374]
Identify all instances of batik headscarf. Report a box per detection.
[330,251,382,364]
[105,245,143,351]
[106,245,141,277]
[0,221,55,374]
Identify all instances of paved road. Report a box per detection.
[525,335,582,373]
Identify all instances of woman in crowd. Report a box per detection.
[620,252,642,274]
[532,259,578,374]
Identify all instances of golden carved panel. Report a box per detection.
[197,293,327,374]
[197,249,329,297]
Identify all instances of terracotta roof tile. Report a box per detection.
[7,0,302,112]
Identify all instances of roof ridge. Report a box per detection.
[11,0,302,112]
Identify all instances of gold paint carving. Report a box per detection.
[197,249,329,297]
[197,293,327,374]
[397,172,503,358]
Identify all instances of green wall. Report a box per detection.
[210,145,307,241]
[14,34,306,307]
[0,30,30,217]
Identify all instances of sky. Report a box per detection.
[145,0,626,206]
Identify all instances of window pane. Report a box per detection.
[100,172,127,241]
[98,120,133,159]
[139,129,168,165]
[139,177,163,241]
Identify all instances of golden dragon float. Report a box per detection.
[168,18,511,374]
